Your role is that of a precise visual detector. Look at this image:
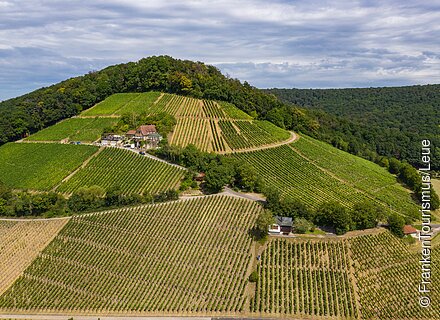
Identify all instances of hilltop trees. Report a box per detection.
[0,56,285,145]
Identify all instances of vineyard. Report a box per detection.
[218,120,290,150]
[0,195,260,313]
[25,117,117,142]
[0,219,68,295]
[81,93,140,116]
[77,91,292,153]
[233,138,419,216]
[349,231,439,319]
[292,135,419,218]
[57,147,185,194]
[252,238,358,318]
[115,92,162,115]
[232,144,370,209]
[252,231,439,319]
[0,143,98,191]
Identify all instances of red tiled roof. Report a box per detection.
[138,125,157,135]
[403,225,417,234]
[127,130,136,135]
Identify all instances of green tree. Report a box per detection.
[68,186,105,212]
[294,217,313,234]
[387,213,405,237]
[351,201,385,230]
[204,161,234,193]
[315,201,351,235]
[254,209,274,240]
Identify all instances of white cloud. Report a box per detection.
[0,0,439,100]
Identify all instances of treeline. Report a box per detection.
[0,182,178,218]
[0,55,283,144]
[266,86,440,171]
[264,189,410,237]
[152,144,263,194]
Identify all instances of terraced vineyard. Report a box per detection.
[233,144,369,209]
[292,135,419,218]
[57,147,185,194]
[252,238,358,318]
[0,219,68,295]
[0,195,260,313]
[25,117,117,142]
[0,143,98,191]
[350,231,439,319]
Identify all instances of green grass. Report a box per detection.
[25,117,117,142]
[81,93,140,116]
[292,135,419,218]
[0,195,260,313]
[0,143,98,190]
[57,147,185,194]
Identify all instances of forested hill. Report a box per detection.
[266,85,440,170]
[0,56,284,144]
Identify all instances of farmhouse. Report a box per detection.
[268,216,293,235]
[135,125,157,140]
[101,133,123,146]
[127,124,163,147]
[403,225,419,238]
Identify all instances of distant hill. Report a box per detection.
[265,85,440,170]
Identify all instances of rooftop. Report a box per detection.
[275,216,293,227]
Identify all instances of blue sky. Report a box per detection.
[0,0,439,101]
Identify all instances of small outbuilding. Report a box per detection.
[268,216,293,235]
[101,133,123,146]
[403,225,419,238]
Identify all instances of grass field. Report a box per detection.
[0,195,260,313]
[57,147,185,194]
[25,117,117,142]
[252,231,439,319]
[0,143,98,191]
[0,219,68,295]
[233,136,419,217]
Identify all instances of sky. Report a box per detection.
[0,0,440,101]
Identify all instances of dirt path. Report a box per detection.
[218,131,298,155]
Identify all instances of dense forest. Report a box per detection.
[266,86,440,171]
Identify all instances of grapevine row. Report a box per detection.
[57,147,184,195]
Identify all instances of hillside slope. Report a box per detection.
[0,56,284,146]
[0,195,260,313]
[267,85,440,170]
[233,134,419,218]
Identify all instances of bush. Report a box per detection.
[249,271,258,283]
